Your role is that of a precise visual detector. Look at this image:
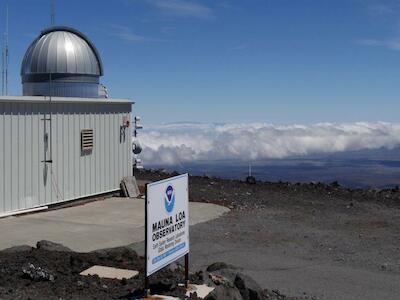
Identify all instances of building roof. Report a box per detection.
[0,95,133,104]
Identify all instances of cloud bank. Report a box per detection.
[138,122,400,165]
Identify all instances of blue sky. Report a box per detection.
[3,0,400,124]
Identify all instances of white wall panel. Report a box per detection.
[4,103,11,212]
[0,102,4,213]
[0,97,133,215]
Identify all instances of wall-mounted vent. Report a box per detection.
[81,129,94,151]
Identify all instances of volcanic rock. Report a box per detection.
[205,284,243,300]
[36,240,72,252]
[22,263,55,282]
[234,272,263,300]
[2,245,33,253]
[206,262,236,272]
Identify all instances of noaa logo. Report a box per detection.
[164,185,175,213]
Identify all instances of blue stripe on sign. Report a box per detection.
[152,242,186,264]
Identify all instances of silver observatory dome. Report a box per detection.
[21,26,104,98]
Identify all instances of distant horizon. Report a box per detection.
[142,155,400,189]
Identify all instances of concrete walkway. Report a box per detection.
[0,197,229,252]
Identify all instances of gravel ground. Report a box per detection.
[137,169,400,210]
[137,169,400,299]
[0,169,399,299]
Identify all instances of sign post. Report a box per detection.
[144,174,190,293]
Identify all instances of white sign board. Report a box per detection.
[146,174,189,276]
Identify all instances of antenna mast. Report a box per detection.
[2,33,4,96]
[51,0,55,25]
[2,5,8,96]
[5,5,8,96]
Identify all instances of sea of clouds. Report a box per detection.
[137,122,400,165]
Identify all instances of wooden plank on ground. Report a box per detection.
[80,265,139,280]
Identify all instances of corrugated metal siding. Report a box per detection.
[0,100,132,215]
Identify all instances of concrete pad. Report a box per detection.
[0,197,229,252]
[186,284,215,298]
[80,265,138,280]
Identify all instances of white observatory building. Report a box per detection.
[0,26,133,216]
